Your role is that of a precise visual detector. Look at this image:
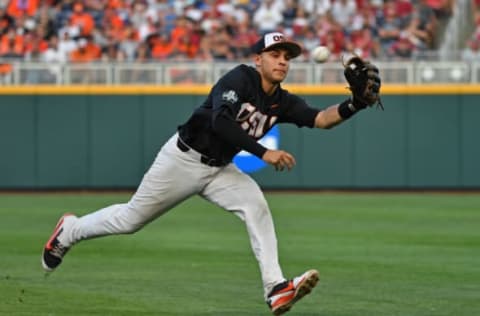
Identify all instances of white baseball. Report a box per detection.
[311,46,330,63]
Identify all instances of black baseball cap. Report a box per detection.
[251,32,302,58]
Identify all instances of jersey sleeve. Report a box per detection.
[279,93,320,128]
[210,65,250,119]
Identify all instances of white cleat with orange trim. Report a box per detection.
[267,269,319,315]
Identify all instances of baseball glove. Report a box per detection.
[343,56,384,110]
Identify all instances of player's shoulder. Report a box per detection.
[278,86,296,100]
[227,64,258,80]
[278,87,306,106]
[219,64,259,89]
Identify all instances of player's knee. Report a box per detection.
[245,195,270,218]
[121,224,142,234]
[117,218,145,234]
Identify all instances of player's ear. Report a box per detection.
[253,54,261,67]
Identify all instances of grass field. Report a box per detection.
[1,192,479,316]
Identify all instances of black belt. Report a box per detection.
[177,138,226,167]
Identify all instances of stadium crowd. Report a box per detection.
[461,0,480,61]
[0,0,455,65]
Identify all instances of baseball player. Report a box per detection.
[42,32,381,315]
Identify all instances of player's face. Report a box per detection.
[256,49,292,84]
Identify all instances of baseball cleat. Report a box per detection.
[267,269,319,315]
[41,213,76,272]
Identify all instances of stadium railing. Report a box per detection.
[0,60,478,85]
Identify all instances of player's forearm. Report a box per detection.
[212,114,267,158]
[315,98,368,129]
[314,104,344,129]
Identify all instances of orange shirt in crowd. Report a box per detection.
[107,0,126,9]
[0,33,24,55]
[24,38,48,54]
[176,42,198,58]
[69,3,95,36]
[69,41,101,62]
[0,63,13,75]
[7,0,39,18]
[151,38,174,60]
[170,26,187,45]
[103,9,125,40]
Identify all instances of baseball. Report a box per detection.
[311,46,330,63]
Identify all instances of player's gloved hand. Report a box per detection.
[343,56,383,110]
[262,149,296,171]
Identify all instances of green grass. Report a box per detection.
[0,192,479,316]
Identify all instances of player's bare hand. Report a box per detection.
[262,149,296,171]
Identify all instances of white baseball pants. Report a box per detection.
[62,133,285,297]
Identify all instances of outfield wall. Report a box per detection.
[1,85,479,189]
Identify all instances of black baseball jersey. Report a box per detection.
[178,64,320,164]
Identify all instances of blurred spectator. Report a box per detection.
[0,62,13,83]
[69,36,101,83]
[182,2,202,24]
[0,27,24,58]
[0,7,14,34]
[131,0,157,36]
[128,41,154,83]
[389,35,416,59]
[23,28,48,60]
[473,0,480,21]
[253,0,283,35]
[69,2,95,36]
[291,5,309,37]
[206,24,235,60]
[101,6,124,40]
[7,0,39,18]
[395,0,415,28]
[69,37,100,62]
[282,0,297,30]
[330,0,357,31]
[42,34,66,63]
[314,12,336,39]
[134,41,150,62]
[404,2,437,51]
[321,26,346,61]
[174,31,199,60]
[425,0,454,19]
[232,0,261,16]
[36,5,56,39]
[23,29,49,83]
[101,37,119,62]
[138,15,159,41]
[84,0,106,26]
[150,32,175,60]
[170,15,189,46]
[350,4,377,32]
[378,3,402,55]
[58,30,77,60]
[302,27,320,59]
[346,26,380,59]
[462,39,480,61]
[119,24,140,61]
[200,2,224,35]
[301,0,332,17]
[55,4,76,38]
[231,21,259,58]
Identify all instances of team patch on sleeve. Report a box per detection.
[222,90,239,104]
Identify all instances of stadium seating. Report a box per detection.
[0,0,455,63]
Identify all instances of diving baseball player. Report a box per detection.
[42,32,381,315]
